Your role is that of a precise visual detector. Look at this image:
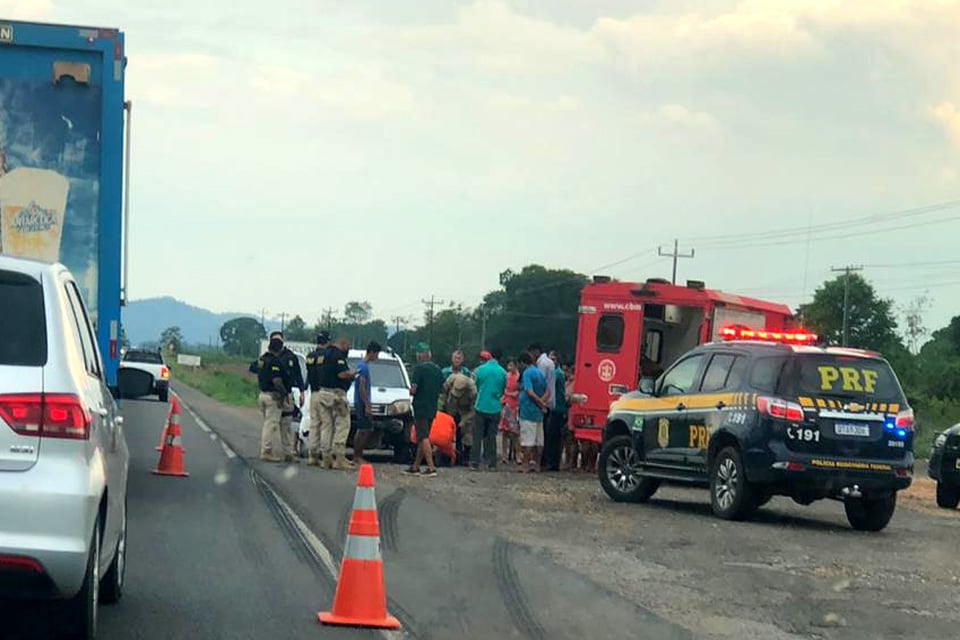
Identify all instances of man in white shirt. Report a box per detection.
[529,343,555,410]
[529,343,561,470]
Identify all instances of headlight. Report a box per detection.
[934,433,947,448]
[388,400,412,416]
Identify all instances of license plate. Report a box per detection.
[835,423,871,437]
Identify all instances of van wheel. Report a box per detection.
[63,519,100,639]
[935,482,960,509]
[710,447,759,521]
[100,503,127,604]
[598,435,660,503]
[844,493,896,532]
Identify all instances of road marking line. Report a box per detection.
[220,439,237,459]
[255,476,402,640]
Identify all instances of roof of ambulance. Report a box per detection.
[582,280,794,317]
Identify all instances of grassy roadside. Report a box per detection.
[169,353,258,408]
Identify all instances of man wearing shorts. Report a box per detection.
[407,343,444,477]
[352,341,381,466]
[517,352,548,472]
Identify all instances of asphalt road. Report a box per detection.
[3,398,376,640]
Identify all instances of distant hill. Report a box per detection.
[124,296,278,347]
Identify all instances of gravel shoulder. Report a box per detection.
[173,382,960,640]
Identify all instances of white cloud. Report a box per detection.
[931,101,960,147]
[637,104,719,130]
[0,0,52,20]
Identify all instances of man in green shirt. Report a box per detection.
[407,342,444,477]
[472,349,507,470]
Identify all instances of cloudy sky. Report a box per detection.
[6,0,960,333]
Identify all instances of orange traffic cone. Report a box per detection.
[155,402,173,451]
[153,397,189,477]
[318,464,400,630]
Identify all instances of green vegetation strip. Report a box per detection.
[170,359,259,408]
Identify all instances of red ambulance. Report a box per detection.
[570,277,796,444]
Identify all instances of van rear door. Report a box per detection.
[574,299,643,412]
[0,269,46,471]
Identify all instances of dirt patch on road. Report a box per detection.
[378,464,960,640]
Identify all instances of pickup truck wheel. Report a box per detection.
[100,502,126,604]
[935,482,960,509]
[598,435,660,503]
[844,493,896,532]
[710,447,759,521]
[63,519,100,639]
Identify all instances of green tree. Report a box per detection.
[220,317,266,357]
[160,326,184,353]
[900,294,932,355]
[799,274,903,353]
[284,315,310,342]
[344,301,373,325]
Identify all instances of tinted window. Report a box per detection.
[0,270,47,366]
[701,354,743,392]
[659,354,704,396]
[123,351,164,364]
[596,315,624,353]
[749,356,788,393]
[795,354,905,401]
[347,358,407,388]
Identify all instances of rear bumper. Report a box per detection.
[929,446,960,485]
[744,444,913,495]
[0,462,100,599]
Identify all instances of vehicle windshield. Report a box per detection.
[347,358,407,389]
[123,351,164,364]
[793,354,906,403]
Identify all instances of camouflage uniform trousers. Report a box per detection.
[448,399,476,448]
[314,388,351,466]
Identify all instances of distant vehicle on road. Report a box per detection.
[119,349,170,402]
[928,424,960,509]
[295,348,414,462]
[0,256,130,639]
[598,326,914,531]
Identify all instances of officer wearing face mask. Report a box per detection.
[257,336,292,462]
[251,331,305,462]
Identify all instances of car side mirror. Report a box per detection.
[639,378,655,395]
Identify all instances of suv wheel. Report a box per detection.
[710,447,759,521]
[844,493,896,532]
[100,503,127,604]
[158,386,169,403]
[598,435,660,503]
[64,519,100,639]
[935,482,960,510]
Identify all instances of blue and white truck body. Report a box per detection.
[0,20,128,388]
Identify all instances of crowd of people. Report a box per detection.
[252,330,598,477]
[405,342,596,476]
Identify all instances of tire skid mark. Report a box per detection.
[492,538,548,640]
[379,488,406,553]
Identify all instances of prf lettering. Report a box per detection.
[688,425,709,449]
[817,366,879,393]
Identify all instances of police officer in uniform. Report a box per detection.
[315,335,357,470]
[251,331,305,462]
[304,332,331,466]
[256,336,292,462]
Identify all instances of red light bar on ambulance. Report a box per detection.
[719,325,818,345]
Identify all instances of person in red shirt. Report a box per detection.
[498,359,521,464]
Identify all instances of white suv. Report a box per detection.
[0,256,129,639]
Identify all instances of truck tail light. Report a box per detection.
[0,394,91,440]
[756,396,804,423]
[160,365,170,380]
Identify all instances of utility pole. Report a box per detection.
[658,239,695,284]
[421,296,444,347]
[259,308,268,327]
[456,303,464,347]
[831,265,864,347]
[280,312,286,333]
[480,303,488,350]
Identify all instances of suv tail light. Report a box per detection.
[0,394,91,440]
[756,396,804,422]
[894,408,914,431]
[160,365,170,380]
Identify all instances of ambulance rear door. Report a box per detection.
[574,298,643,416]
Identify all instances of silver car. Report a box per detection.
[0,257,129,639]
